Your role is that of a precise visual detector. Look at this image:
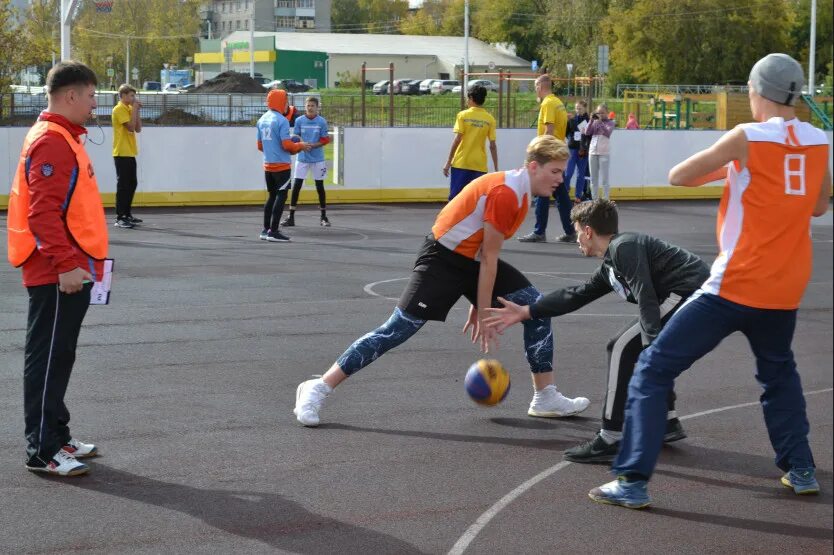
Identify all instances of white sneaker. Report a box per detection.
[528,385,590,417]
[61,438,98,459]
[293,378,332,427]
[25,450,89,476]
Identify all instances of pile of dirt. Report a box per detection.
[189,71,265,94]
[152,108,206,125]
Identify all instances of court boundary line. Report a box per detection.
[447,387,834,555]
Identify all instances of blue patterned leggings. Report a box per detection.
[337,285,553,375]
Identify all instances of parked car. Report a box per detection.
[264,79,312,93]
[142,81,162,91]
[180,83,195,91]
[372,79,390,95]
[402,79,423,95]
[162,83,181,93]
[390,78,421,94]
[418,79,439,94]
[451,79,501,94]
[430,80,460,94]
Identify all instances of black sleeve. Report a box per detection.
[612,241,662,346]
[528,268,611,319]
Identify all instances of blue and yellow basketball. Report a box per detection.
[465,359,511,406]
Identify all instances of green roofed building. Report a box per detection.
[193,31,530,89]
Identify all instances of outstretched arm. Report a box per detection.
[668,127,746,187]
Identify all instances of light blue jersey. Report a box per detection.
[256,110,292,167]
[294,114,329,163]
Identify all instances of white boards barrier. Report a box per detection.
[1,125,832,208]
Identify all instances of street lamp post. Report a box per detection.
[566,63,573,97]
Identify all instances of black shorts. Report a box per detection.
[397,236,531,321]
[264,169,292,193]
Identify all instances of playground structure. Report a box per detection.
[622,85,832,131]
[359,62,395,127]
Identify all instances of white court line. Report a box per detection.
[363,272,595,300]
[447,387,833,555]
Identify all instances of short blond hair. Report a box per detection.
[525,135,569,166]
[118,84,137,96]
[535,74,552,86]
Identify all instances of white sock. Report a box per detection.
[599,429,622,444]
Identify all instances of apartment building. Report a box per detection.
[203,0,331,38]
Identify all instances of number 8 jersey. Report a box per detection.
[703,116,829,309]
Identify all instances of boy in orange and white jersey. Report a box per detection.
[590,53,832,509]
[293,136,590,427]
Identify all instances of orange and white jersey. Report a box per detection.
[702,117,829,309]
[432,169,530,260]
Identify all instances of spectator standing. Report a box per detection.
[518,74,575,243]
[111,84,143,228]
[585,104,615,200]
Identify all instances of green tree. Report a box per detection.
[19,0,60,77]
[68,0,201,89]
[539,0,611,82]
[399,0,445,36]
[473,0,549,62]
[605,0,795,84]
[788,0,834,91]
[0,0,25,92]
[331,0,363,33]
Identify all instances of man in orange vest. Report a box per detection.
[6,61,109,477]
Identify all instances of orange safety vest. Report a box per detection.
[7,121,108,267]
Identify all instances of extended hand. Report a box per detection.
[483,297,527,333]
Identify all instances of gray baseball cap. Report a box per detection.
[748,53,805,106]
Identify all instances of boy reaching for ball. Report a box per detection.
[293,136,590,427]
[484,199,709,463]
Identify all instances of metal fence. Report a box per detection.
[0,91,543,128]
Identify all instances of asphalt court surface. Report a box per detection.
[0,200,831,554]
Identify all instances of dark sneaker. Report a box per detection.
[664,418,687,443]
[518,232,546,243]
[564,432,619,463]
[266,230,291,242]
[25,451,89,477]
[125,215,143,224]
[781,468,820,495]
[259,229,269,241]
[589,477,651,509]
[320,216,331,227]
[61,438,98,459]
[280,215,295,227]
[556,233,578,243]
[114,218,135,229]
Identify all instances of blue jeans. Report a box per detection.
[612,291,815,480]
[449,168,486,200]
[563,148,589,200]
[533,184,572,236]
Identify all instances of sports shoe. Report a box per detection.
[780,468,820,495]
[555,233,578,243]
[518,232,546,243]
[266,230,291,242]
[61,438,98,459]
[259,229,269,241]
[589,477,651,509]
[664,418,687,443]
[114,218,135,229]
[564,432,619,463]
[528,385,590,417]
[125,215,143,224]
[25,451,89,477]
[320,216,331,227]
[280,215,295,227]
[293,377,332,427]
